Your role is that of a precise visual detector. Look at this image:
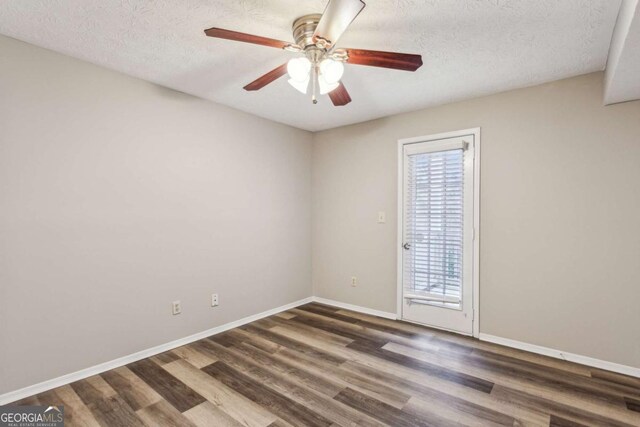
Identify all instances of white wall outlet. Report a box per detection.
[211,293,219,307]
[351,276,358,287]
[377,211,386,223]
[172,300,181,315]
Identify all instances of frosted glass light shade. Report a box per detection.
[288,77,310,94]
[319,59,344,84]
[287,58,311,81]
[318,75,339,94]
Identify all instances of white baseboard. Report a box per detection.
[479,333,640,378]
[311,297,397,320]
[0,296,313,405]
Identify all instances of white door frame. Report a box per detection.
[397,128,481,338]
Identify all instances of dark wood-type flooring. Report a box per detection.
[12,303,640,426]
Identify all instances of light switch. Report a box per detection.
[377,211,386,223]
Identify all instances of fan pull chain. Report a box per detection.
[312,66,318,104]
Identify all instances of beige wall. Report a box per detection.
[312,72,640,369]
[0,35,312,394]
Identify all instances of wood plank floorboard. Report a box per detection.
[70,378,146,427]
[182,401,245,427]
[36,386,101,427]
[625,397,640,412]
[334,387,448,427]
[127,358,206,413]
[347,340,496,394]
[100,367,162,411]
[291,314,389,348]
[136,400,197,427]
[163,358,280,426]
[201,338,346,398]
[203,361,334,427]
[549,415,589,427]
[241,323,348,366]
[11,303,640,426]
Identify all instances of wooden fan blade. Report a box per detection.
[345,48,423,71]
[243,63,288,91]
[329,81,352,106]
[205,27,291,49]
[313,0,366,47]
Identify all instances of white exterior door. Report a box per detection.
[399,131,478,335]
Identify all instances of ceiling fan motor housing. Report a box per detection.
[292,14,323,51]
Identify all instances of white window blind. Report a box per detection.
[404,148,464,308]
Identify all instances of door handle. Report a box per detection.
[403,243,411,250]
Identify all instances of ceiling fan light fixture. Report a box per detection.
[288,77,310,94]
[287,57,311,81]
[319,59,344,84]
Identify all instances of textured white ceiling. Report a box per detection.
[0,0,623,131]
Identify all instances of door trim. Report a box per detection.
[397,128,481,338]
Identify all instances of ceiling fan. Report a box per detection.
[204,0,423,106]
